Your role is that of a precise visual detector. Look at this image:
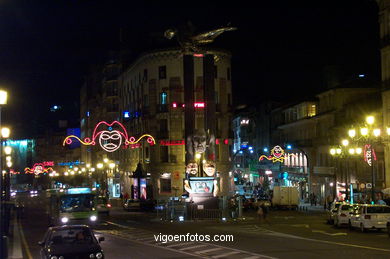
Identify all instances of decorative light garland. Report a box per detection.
[24,162,53,175]
[63,121,156,152]
[259,145,295,163]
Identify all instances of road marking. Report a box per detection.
[136,236,155,242]
[180,244,209,251]
[166,242,196,248]
[195,247,223,254]
[273,216,295,219]
[101,231,205,258]
[266,229,390,252]
[291,224,310,228]
[212,251,241,258]
[311,230,347,236]
[18,221,33,259]
[105,221,277,259]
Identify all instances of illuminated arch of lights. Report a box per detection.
[63,121,156,152]
[259,145,295,163]
[25,162,54,175]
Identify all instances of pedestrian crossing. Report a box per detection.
[98,221,277,259]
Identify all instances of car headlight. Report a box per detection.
[89,254,95,258]
[96,252,103,259]
[50,256,58,259]
[61,217,69,223]
[90,215,97,221]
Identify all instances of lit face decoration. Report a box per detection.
[259,145,291,163]
[192,130,207,154]
[24,163,53,175]
[63,120,156,153]
[34,165,43,175]
[203,161,216,177]
[99,130,123,152]
[186,162,198,175]
[272,145,284,158]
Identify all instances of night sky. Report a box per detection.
[0,0,380,138]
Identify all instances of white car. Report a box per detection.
[333,203,355,228]
[327,201,345,224]
[349,204,390,232]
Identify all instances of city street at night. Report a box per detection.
[11,192,390,259]
[2,1,390,259]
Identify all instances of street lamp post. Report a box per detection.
[330,142,361,202]
[97,163,104,194]
[0,90,7,258]
[347,115,389,203]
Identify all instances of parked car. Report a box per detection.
[38,225,104,259]
[96,196,111,216]
[123,199,140,211]
[333,203,356,228]
[326,201,345,224]
[349,204,390,232]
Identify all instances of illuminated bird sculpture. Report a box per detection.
[164,21,237,53]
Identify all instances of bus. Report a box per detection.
[47,187,98,226]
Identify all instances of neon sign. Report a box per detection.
[25,162,54,175]
[63,121,156,152]
[159,140,185,146]
[259,145,294,163]
[364,144,377,166]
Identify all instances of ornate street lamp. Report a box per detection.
[347,115,390,203]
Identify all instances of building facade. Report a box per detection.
[116,48,234,200]
[379,0,390,188]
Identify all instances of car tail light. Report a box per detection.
[364,215,371,219]
[340,213,347,217]
[107,204,112,208]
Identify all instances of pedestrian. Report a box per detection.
[309,193,313,206]
[313,193,317,206]
[257,204,264,221]
[261,202,269,221]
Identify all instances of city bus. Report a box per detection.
[47,187,98,226]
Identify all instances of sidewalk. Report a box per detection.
[7,213,24,259]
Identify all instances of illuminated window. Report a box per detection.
[308,104,316,117]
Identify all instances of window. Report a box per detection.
[143,95,149,106]
[160,119,168,132]
[160,178,171,192]
[160,146,168,162]
[159,66,166,79]
[160,92,167,104]
[227,67,231,80]
[143,69,148,81]
[145,147,150,162]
